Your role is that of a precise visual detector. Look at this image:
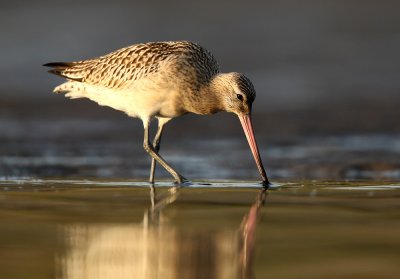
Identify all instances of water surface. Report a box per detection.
[0,179,399,279]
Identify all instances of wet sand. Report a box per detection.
[1,97,400,181]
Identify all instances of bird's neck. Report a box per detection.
[183,74,230,115]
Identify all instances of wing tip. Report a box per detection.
[43,62,75,68]
[44,62,83,82]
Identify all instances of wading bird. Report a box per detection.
[44,41,270,187]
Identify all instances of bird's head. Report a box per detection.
[214,73,270,186]
[217,73,256,116]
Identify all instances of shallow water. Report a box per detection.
[0,179,399,279]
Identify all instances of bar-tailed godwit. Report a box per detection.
[44,41,270,186]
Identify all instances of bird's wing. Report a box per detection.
[44,41,219,90]
[44,42,182,89]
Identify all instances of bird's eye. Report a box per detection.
[236,94,243,101]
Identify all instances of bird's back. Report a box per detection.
[46,41,219,91]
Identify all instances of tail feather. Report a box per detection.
[43,61,83,81]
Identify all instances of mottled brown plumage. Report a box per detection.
[45,41,218,90]
[44,41,270,186]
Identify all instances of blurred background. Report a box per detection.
[1,0,399,180]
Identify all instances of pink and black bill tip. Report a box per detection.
[238,113,271,188]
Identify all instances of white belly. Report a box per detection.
[58,78,186,120]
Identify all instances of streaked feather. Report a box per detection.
[44,41,219,90]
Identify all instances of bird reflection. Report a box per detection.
[238,188,267,279]
[57,186,267,279]
[144,185,180,226]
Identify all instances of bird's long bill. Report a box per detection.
[238,114,270,185]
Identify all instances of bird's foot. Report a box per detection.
[262,180,271,188]
[262,180,280,190]
[174,176,192,186]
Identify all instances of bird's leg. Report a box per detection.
[143,119,187,184]
[149,118,169,183]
